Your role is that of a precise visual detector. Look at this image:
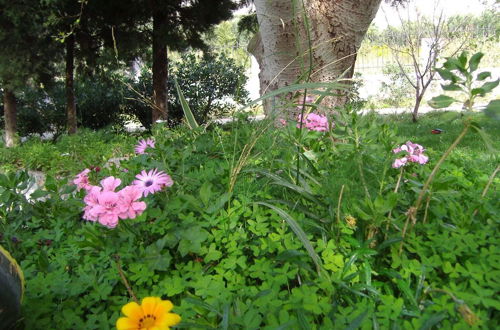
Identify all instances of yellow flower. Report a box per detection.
[116,297,181,330]
[345,215,357,229]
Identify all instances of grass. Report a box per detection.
[2,111,498,176]
[380,111,499,171]
[0,128,135,176]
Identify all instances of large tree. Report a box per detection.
[45,0,147,134]
[133,0,243,124]
[250,0,383,115]
[0,0,56,147]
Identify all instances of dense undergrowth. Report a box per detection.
[0,111,499,329]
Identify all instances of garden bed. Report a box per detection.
[0,111,498,329]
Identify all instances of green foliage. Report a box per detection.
[379,64,414,108]
[0,129,134,176]
[0,0,57,89]
[429,51,499,112]
[1,74,128,137]
[126,53,249,128]
[205,18,253,70]
[0,110,498,328]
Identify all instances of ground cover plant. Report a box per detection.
[1,106,499,329]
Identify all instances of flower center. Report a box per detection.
[138,314,157,328]
[105,202,117,209]
[145,180,153,187]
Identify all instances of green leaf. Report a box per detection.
[303,150,318,162]
[484,99,500,120]
[440,83,462,92]
[204,243,223,262]
[428,95,456,109]
[199,182,212,207]
[470,124,496,153]
[420,312,447,330]
[435,68,458,82]
[220,304,230,330]
[184,297,221,316]
[346,309,369,330]
[444,57,466,73]
[206,192,231,214]
[468,52,483,72]
[257,202,322,274]
[477,71,491,81]
[174,79,199,129]
[458,51,468,68]
[395,279,419,311]
[471,88,485,96]
[29,189,49,199]
[246,169,320,204]
[479,79,499,94]
[342,253,358,278]
[143,237,172,271]
[377,237,403,251]
[296,309,311,330]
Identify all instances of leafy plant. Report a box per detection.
[429,51,499,114]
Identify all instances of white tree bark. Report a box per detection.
[251,0,382,115]
[3,89,17,148]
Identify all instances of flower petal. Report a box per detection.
[141,297,160,315]
[164,312,181,326]
[122,301,143,320]
[154,300,174,315]
[116,317,139,330]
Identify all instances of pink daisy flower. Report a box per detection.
[135,138,155,155]
[133,169,173,197]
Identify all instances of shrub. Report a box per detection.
[125,52,249,128]
[379,63,414,108]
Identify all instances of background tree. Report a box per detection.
[250,0,383,115]
[45,0,148,134]
[129,0,244,124]
[0,0,56,147]
[385,4,471,122]
[125,52,249,128]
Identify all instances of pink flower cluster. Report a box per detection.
[73,167,173,228]
[392,141,429,168]
[297,113,330,132]
[135,138,155,155]
[82,177,146,228]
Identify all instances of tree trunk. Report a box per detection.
[152,4,168,124]
[3,89,17,148]
[412,94,423,122]
[252,0,382,115]
[66,33,77,134]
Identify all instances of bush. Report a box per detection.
[379,63,414,108]
[76,75,128,130]
[125,52,249,128]
[1,75,128,137]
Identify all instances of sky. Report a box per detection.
[373,0,498,28]
[235,1,497,28]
